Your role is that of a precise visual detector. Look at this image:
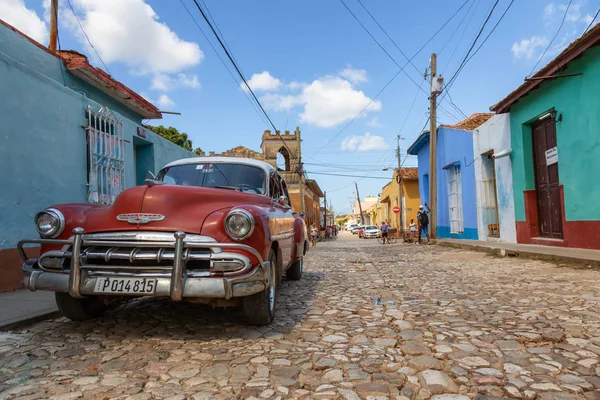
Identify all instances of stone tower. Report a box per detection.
[260,127,301,172]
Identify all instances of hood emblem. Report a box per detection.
[117,213,165,224]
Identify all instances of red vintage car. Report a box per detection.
[19,157,308,326]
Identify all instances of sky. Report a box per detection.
[2,0,598,214]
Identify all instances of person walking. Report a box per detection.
[380,220,389,244]
[416,204,431,245]
[310,224,319,247]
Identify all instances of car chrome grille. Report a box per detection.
[37,231,249,277]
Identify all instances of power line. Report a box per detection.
[583,8,600,34]
[188,0,297,163]
[338,0,463,122]
[442,0,501,97]
[178,0,271,128]
[445,0,482,71]
[310,0,472,159]
[306,171,396,180]
[439,0,476,56]
[530,0,572,75]
[66,0,112,75]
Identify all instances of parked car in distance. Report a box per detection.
[351,225,362,234]
[363,225,381,239]
[19,157,308,326]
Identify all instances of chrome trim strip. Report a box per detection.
[270,229,295,241]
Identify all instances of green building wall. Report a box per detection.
[509,46,600,223]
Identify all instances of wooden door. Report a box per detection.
[531,118,563,238]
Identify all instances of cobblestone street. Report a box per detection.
[1,232,600,400]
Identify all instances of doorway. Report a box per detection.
[479,152,499,238]
[531,117,562,239]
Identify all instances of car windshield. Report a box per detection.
[156,162,266,195]
[366,226,377,230]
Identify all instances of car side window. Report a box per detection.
[279,175,290,200]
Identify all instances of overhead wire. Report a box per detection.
[529,0,573,76]
[178,0,271,129]
[440,0,501,99]
[583,8,600,34]
[66,0,112,76]
[311,0,471,158]
[188,0,297,164]
[438,0,476,56]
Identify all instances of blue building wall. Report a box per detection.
[409,127,478,240]
[0,23,196,250]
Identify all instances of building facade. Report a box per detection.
[408,114,493,240]
[379,168,420,231]
[491,25,600,249]
[0,20,198,291]
[472,114,516,242]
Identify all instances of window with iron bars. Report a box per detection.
[446,165,464,234]
[86,106,125,204]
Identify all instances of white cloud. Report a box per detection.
[341,133,388,152]
[367,117,382,128]
[256,70,381,128]
[511,36,549,60]
[340,66,368,84]
[543,3,556,20]
[0,0,48,43]
[156,94,175,108]
[55,0,203,75]
[243,71,282,92]
[151,73,200,91]
[299,76,381,127]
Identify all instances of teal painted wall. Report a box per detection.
[0,23,196,249]
[509,47,600,222]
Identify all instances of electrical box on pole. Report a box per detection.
[431,75,444,95]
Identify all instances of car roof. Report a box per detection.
[162,157,277,175]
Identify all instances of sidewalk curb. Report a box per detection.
[0,311,61,332]
[437,240,600,268]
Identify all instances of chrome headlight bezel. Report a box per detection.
[34,208,65,238]
[224,209,255,241]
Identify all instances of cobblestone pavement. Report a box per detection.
[1,233,600,400]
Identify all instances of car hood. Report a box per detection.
[83,184,271,234]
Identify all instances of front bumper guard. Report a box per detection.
[19,228,271,301]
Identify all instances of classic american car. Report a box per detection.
[19,157,309,326]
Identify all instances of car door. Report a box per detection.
[268,173,294,269]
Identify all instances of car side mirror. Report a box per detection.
[279,195,289,207]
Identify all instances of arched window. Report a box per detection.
[276,147,291,171]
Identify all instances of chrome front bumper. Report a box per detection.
[19,229,271,301]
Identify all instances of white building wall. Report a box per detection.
[473,114,516,242]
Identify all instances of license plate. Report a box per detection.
[94,277,157,295]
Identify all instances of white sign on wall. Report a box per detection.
[545,146,558,166]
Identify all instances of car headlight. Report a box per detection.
[35,208,65,238]
[224,209,254,241]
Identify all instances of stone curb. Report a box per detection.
[0,310,61,332]
[437,240,600,268]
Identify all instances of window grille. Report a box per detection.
[86,106,125,204]
[447,165,464,234]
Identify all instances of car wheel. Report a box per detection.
[242,249,276,326]
[55,292,107,321]
[287,257,303,281]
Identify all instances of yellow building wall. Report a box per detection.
[403,179,421,229]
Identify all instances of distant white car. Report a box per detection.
[350,225,362,234]
[363,225,381,239]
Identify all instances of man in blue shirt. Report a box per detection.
[381,221,389,244]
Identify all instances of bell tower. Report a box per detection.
[260,127,301,172]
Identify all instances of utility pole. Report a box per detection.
[323,191,327,228]
[355,182,364,225]
[49,0,58,51]
[429,53,438,238]
[396,135,404,233]
[296,127,305,214]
